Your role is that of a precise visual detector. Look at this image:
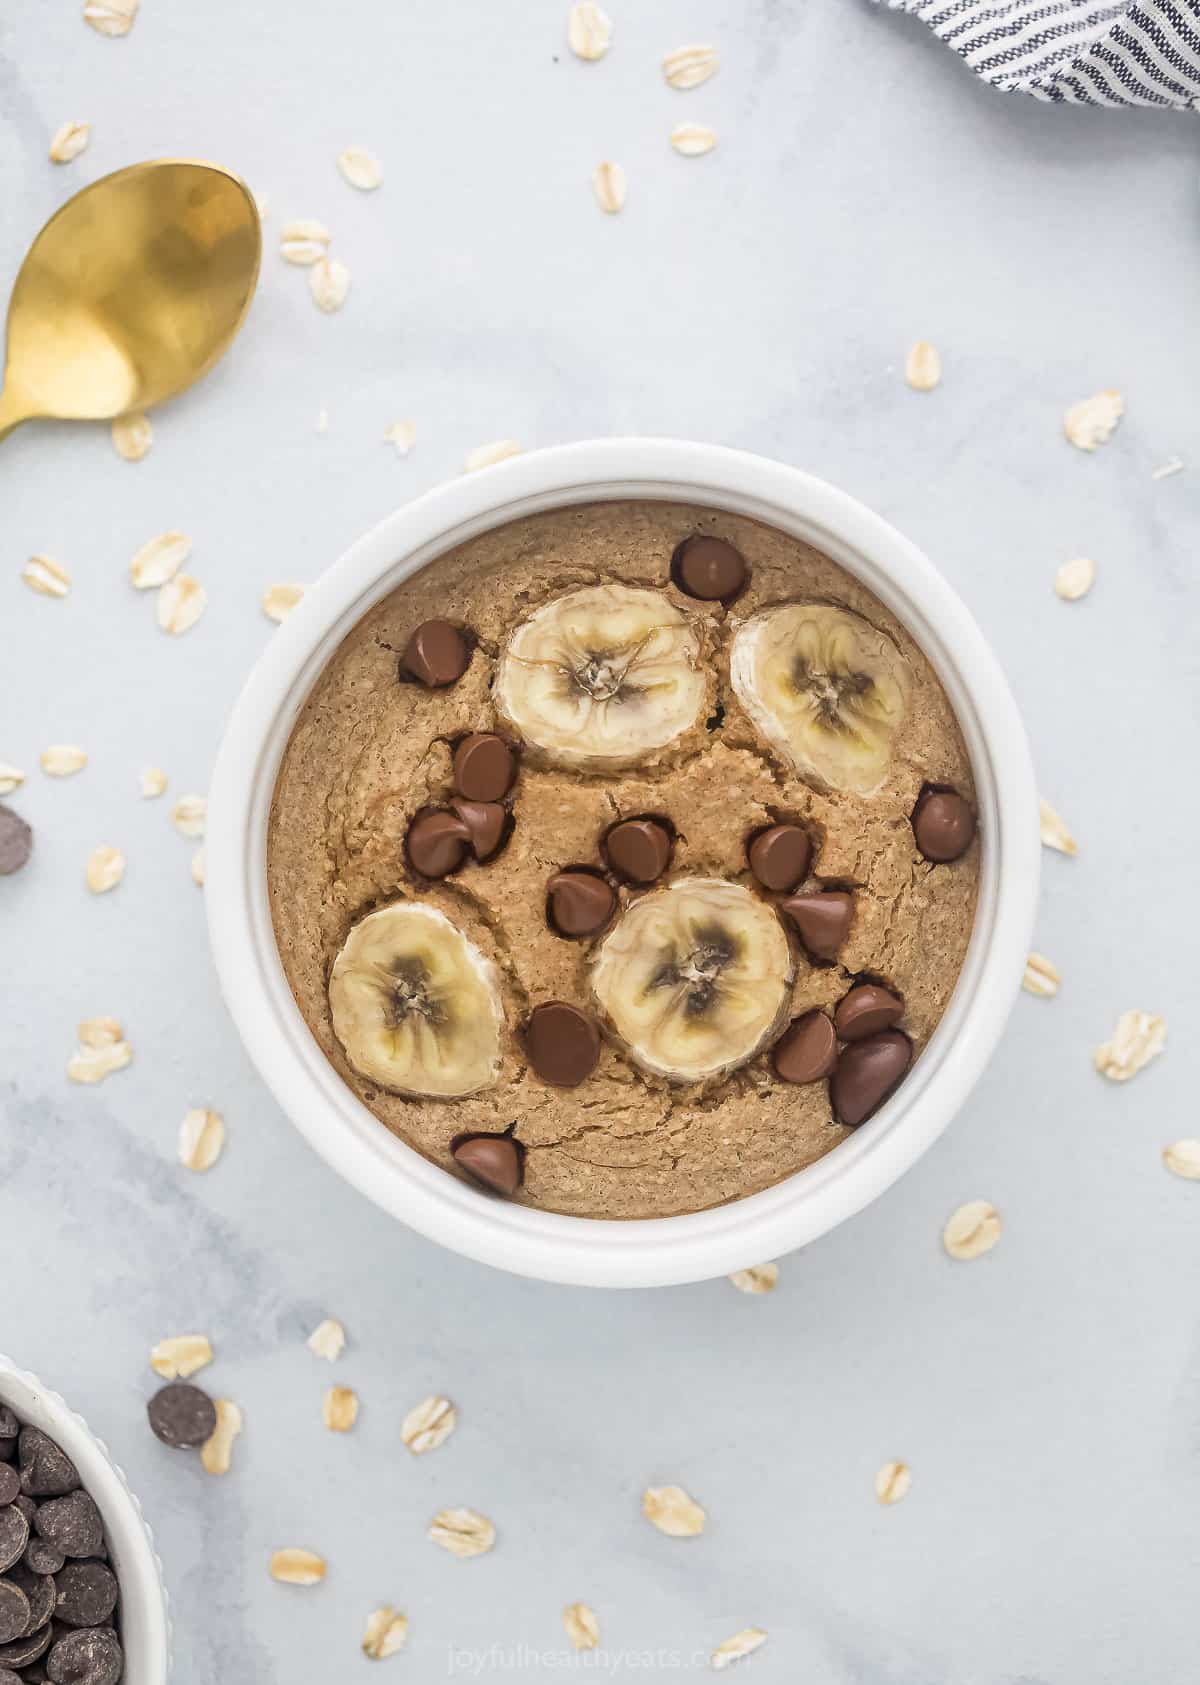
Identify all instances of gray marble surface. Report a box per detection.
[3,1,1199,1680]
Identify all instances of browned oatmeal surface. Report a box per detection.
[267,501,979,1218]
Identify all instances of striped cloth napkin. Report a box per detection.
[878,0,1200,107]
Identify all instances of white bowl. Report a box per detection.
[206,439,1039,1289]
[0,1355,171,1680]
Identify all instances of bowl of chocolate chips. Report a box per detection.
[0,1358,170,1683]
[207,438,1039,1287]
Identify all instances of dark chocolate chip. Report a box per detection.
[0,1511,28,1576]
[5,1562,53,1632]
[46,1626,122,1685]
[830,1030,912,1127]
[17,1435,77,1501]
[0,1474,16,1510]
[406,808,472,878]
[604,817,672,884]
[0,1618,52,1668]
[450,800,506,862]
[22,1539,63,1579]
[0,809,32,878]
[772,1011,838,1084]
[747,825,811,894]
[671,536,747,602]
[146,1383,217,1449]
[0,1666,20,1683]
[911,786,976,863]
[525,1002,601,1087]
[834,983,905,1042]
[34,1495,101,1562]
[452,1134,523,1197]
[0,1584,28,1646]
[781,891,854,961]
[52,1564,117,1630]
[399,620,470,688]
[12,1501,34,1526]
[546,870,616,939]
[452,734,515,802]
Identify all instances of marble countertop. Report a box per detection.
[2,1,1198,1680]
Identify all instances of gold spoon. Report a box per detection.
[0,159,261,443]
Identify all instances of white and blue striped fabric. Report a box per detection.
[878,0,1200,107]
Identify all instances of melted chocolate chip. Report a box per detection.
[146,1383,217,1449]
[546,870,616,939]
[911,786,976,863]
[604,817,672,884]
[747,825,811,894]
[525,1002,601,1087]
[399,620,471,688]
[671,536,747,601]
[406,808,472,878]
[452,1134,523,1197]
[830,1030,912,1127]
[780,891,854,961]
[0,808,32,877]
[834,983,905,1042]
[450,800,507,861]
[772,1011,838,1084]
[452,733,516,802]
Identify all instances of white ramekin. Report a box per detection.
[206,440,1039,1289]
[0,1356,171,1680]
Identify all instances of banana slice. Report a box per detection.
[591,878,792,1081]
[730,604,911,795]
[494,584,706,768]
[328,902,503,1097]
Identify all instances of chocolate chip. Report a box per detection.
[546,870,616,939]
[525,1002,601,1087]
[0,809,32,877]
[0,1619,53,1668]
[604,817,672,884]
[772,1011,838,1084]
[911,785,976,863]
[747,825,811,893]
[671,536,747,601]
[46,1626,122,1685]
[452,1134,523,1197]
[452,733,515,802]
[23,1539,63,1578]
[450,800,506,862]
[0,1585,28,1646]
[834,983,905,1042]
[781,891,854,961]
[406,808,472,878]
[53,1564,117,1630]
[6,1562,53,1631]
[146,1383,217,1449]
[34,1495,101,1562]
[0,1511,28,1577]
[830,1030,912,1127]
[0,1473,16,1510]
[17,1435,77,1502]
[0,1666,21,1683]
[399,620,470,688]
[12,1500,33,1526]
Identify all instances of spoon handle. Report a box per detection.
[0,385,32,442]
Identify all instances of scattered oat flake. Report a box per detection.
[280,220,331,264]
[905,341,941,392]
[0,764,24,796]
[41,744,87,777]
[874,1461,912,1505]
[140,766,167,798]
[307,1318,346,1362]
[83,0,138,36]
[1064,389,1123,452]
[150,1334,214,1380]
[402,1395,457,1454]
[270,1549,326,1586]
[1038,797,1078,857]
[567,2,612,60]
[112,412,152,461]
[1094,1010,1166,1082]
[1054,556,1095,601]
[310,256,350,313]
[670,122,717,157]
[1151,456,1183,480]
[1022,952,1060,998]
[428,1508,495,1558]
[49,122,90,164]
[363,1607,408,1660]
[323,1386,359,1433]
[384,420,416,456]
[158,575,206,635]
[711,1629,768,1670]
[201,1399,242,1475]
[943,1200,1002,1260]
[729,1262,778,1294]
[592,160,626,214]
[642,1485,705,1538]
[465,439,522,473]
[172,794,207,838]
[563,1603,600,1651]
[178,1108,224,1172]
[86,845,125,893]
[1163,1140,1200,1181]
[79,1016,123,1048]
[191,846,206,886]
[130,530,191,590]
[22,555,71,598]
[262,583,305,623]
[338,146,383,190]
[67,1037,131,1083]
[663,43,720,89]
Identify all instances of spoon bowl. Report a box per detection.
[0,159,260,440]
